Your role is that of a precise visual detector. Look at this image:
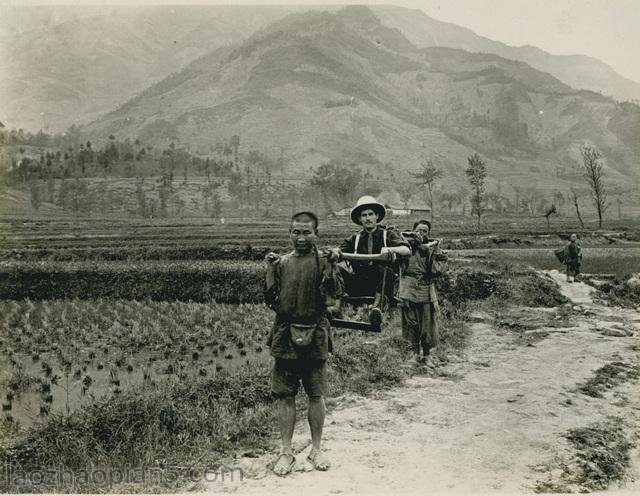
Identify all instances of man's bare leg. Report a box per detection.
[274,397,296,475]
[307,396,330,470]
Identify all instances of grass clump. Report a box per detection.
[534,417,635,493]
[596,278,640,308]
[564,418,634,491]
[0,364,273,492]
[3,364,39,393]
[491,266,568,307]
[577,361,640,398]
[329,334,410,396]
[436,269,497,306]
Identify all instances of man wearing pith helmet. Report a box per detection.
[333,196,409,325]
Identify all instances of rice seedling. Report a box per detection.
[41,361,52,376]
[109,368,120,387]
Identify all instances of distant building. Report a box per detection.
[330,207,351,217]
[388,204,431,216]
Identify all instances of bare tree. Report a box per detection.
[553,190,565,216]
[544,204,557,231]
[581,144,608,228]
[465,153,487,229]
[412,159,443,217]
[570,188,585,229]
[520,187,539,215]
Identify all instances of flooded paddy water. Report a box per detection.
[0,345,269,429]
[0,299,273,428]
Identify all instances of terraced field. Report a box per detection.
[1,215,638,262]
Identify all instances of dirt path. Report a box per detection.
[204,271,640,495]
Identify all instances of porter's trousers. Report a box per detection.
[401,300,439,356]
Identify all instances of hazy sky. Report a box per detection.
[5,0,639,82]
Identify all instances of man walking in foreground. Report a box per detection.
[264,211,342,476]
[398,220,447,366]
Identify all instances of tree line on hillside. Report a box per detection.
[0,126,620,227]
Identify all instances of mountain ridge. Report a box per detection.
[370,5,640,103]
[81,6,639,196]
[2,4,639,134]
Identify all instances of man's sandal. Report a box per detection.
[307,450,331,471]
[273,453,295,476]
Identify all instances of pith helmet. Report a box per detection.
[350,195,386,225]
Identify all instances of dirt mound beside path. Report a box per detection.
[203,272,640,495]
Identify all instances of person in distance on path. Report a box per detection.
[564,233,582,283]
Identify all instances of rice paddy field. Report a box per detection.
[0,300,275,428]
[455,247,640,278]
[1,215,639,262]
[0,213,638,491]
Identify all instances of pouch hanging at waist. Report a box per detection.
[289,323,317,348]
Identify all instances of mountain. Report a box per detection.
[0,5,301,133]
[370,5,640,103]
[3,4,639,136]
[83,5,639,194]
